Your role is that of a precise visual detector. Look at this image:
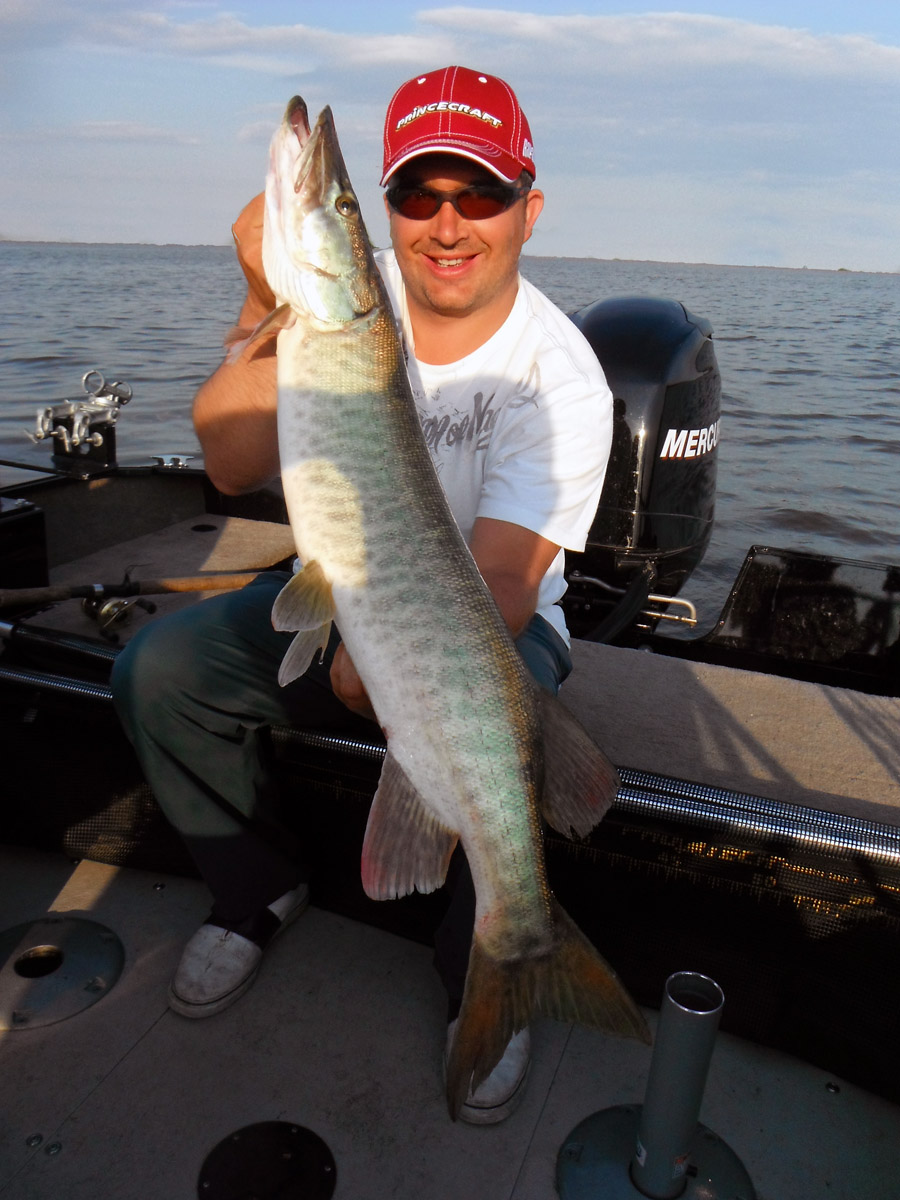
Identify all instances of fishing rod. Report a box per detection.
[0,572,263,610]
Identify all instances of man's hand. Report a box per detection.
[231,193,277,324]
[330,642,377,721]
[192,194,281,496]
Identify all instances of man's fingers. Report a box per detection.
[231,193,276,314]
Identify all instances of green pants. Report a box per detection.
[111,570,572,1012]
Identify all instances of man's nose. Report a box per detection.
[431,199,466,242]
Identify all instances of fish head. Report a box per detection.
[263,96,380,328]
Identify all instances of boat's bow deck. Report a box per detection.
[3,473,900,1197]
[1,846,898,1200]
[28,512,296,640]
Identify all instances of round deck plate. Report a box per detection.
[557,1105,756,1200]
[197,1122,336,1200]
[0,917,124,1030]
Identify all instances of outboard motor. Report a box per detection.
[564,296,721,641]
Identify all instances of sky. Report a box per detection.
[1,2,898,271]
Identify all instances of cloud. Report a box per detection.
[76,121,202,144]
[421,8,900,79]
[1,5,897,268]
[0,5,451,72]
[0,120,200,145]
[5,6,898,95]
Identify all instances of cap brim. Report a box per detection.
[380,143,521,187]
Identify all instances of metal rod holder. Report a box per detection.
[633,972,723,1197]
[556,971,756,1200]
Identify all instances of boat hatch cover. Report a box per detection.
[0,916,124,1030]
[197,1122,336,1200]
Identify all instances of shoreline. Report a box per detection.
[1,239,895,275]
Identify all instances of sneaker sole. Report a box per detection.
[457,1061,531,1125]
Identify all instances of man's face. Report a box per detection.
[385,154,543,331]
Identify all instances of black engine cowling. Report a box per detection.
[564,296,721,639]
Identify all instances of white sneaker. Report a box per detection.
[446,1019,532,1124]
[168,884,308,1018]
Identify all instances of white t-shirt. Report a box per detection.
[376,248,613,645]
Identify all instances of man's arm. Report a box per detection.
[467,516,560,638]
[193,194,281,496]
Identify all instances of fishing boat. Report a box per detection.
[1,298,898,1199]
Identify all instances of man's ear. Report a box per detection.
[522,189,544,244]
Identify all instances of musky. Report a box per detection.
[2,1,898,271]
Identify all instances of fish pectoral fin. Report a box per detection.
[272,561,335,685]
[271,560,335,632]
[276,624,332,686]
[361,750,458,901]
[445,899,650,1121]
[537,688,620,839]
[224,303,295,363]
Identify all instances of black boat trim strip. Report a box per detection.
[0,664,113,703]
[3,670,896,866]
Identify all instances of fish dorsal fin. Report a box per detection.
[272,561,335,686]
[361,750,458,901]
[537,688,620,839]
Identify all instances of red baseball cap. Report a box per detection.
[381,65,536,185]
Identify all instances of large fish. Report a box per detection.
[253,96,649,1118]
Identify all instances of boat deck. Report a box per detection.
[2,844,899,1200]
[3,472,900,1197]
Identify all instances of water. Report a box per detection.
[1,242,898,630]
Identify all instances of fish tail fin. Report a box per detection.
[445,937,525,1123]
[536,901,650,1042]
[445,899,649,1120]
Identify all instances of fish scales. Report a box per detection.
[255,95,649,1118]
[277,299,548,940]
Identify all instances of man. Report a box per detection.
[112,65,613,1124]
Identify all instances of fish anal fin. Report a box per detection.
[361,750,458,901]
[445,897,649,1121]
[272,560,335,632]
[276,624,331,686]
[538,688,620,839]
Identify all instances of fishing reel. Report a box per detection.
[81,593,157,641]
[79,566,156,641]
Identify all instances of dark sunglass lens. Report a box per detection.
[387,184,519,220]
[455,189,514,219]
[389,188,439,219]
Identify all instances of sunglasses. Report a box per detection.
[385,182,529,221]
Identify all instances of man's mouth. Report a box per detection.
[431,256,469,268]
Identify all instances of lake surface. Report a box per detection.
[1,241,897,630]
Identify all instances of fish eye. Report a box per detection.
[335,193,358,217]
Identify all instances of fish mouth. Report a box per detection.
[263,93,379,323]
[286,95,310,145]
[284,95,315,191]
[282,97,351,211]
